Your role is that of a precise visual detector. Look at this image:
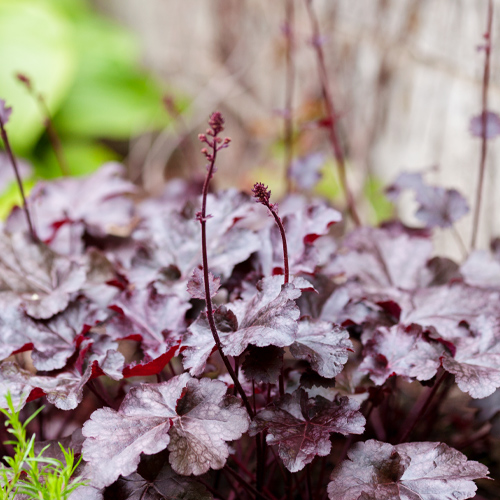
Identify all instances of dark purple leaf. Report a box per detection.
[328,439,489,500]
[82,374,249,487]
[30,299,108,371]
[242,345,284,383]
[106,284,190,359]
[187,267,220,300]
[221,276,302,357]
[258,196,341,275]
[0,360,93,411]
[359,324,445,385]
[290,318,352,378]
[132,190,261,284]
[0,232,87,319]
[470,110,500,139]
[250,389,365,472]
[8,163,137,242]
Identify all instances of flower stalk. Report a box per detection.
[252,182,289,397]
[198,112,254,418]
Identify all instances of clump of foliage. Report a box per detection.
[0,102,496,499]
[0,1,499,499]
[0,393,86,499]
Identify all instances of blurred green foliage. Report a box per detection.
[0,0,177,178]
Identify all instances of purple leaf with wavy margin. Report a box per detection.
[106,465,212,500]
[106,284,190,359]
[82,374,249,487]
[360,324,445,385]
[258,196,341,276]
[442,316,500,398]
[290,318,352,378]
[8,163,137,241]
[221,276,302,357]
[401,283,500,341]
[461,250,500,289]
[250,389,365,472]
[326,227,432,291]
[0,360,93,411]
[0,232,86,319]
[328,439,489,500]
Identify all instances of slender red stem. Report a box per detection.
[0,119,36,241]
[198,115,254,420]
[304,0,361,227]
[471,0,493,250]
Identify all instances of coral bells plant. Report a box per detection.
[0,88,500,500]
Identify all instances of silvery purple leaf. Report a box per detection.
[461,250,500,289]
[401,283,500,341]
[82,374,249,487]
[328,440,489,500]
[442,316,500,398]
[0,232,87,319]
[290,318,352,378]
[359,324,445,385]
[326,227,432,291]
[0,360,93,411]
[222,276,302,357]
[8,163,137,242]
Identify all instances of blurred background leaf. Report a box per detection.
[0,0,181,181]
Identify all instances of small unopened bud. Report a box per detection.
[252,182,272,205]
[208,111,225,136]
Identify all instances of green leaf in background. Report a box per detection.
[34,139,119,179]
[363,175,394,224]
[53,15,173,139]
[314,160,341,201]
[0,0,76,153]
